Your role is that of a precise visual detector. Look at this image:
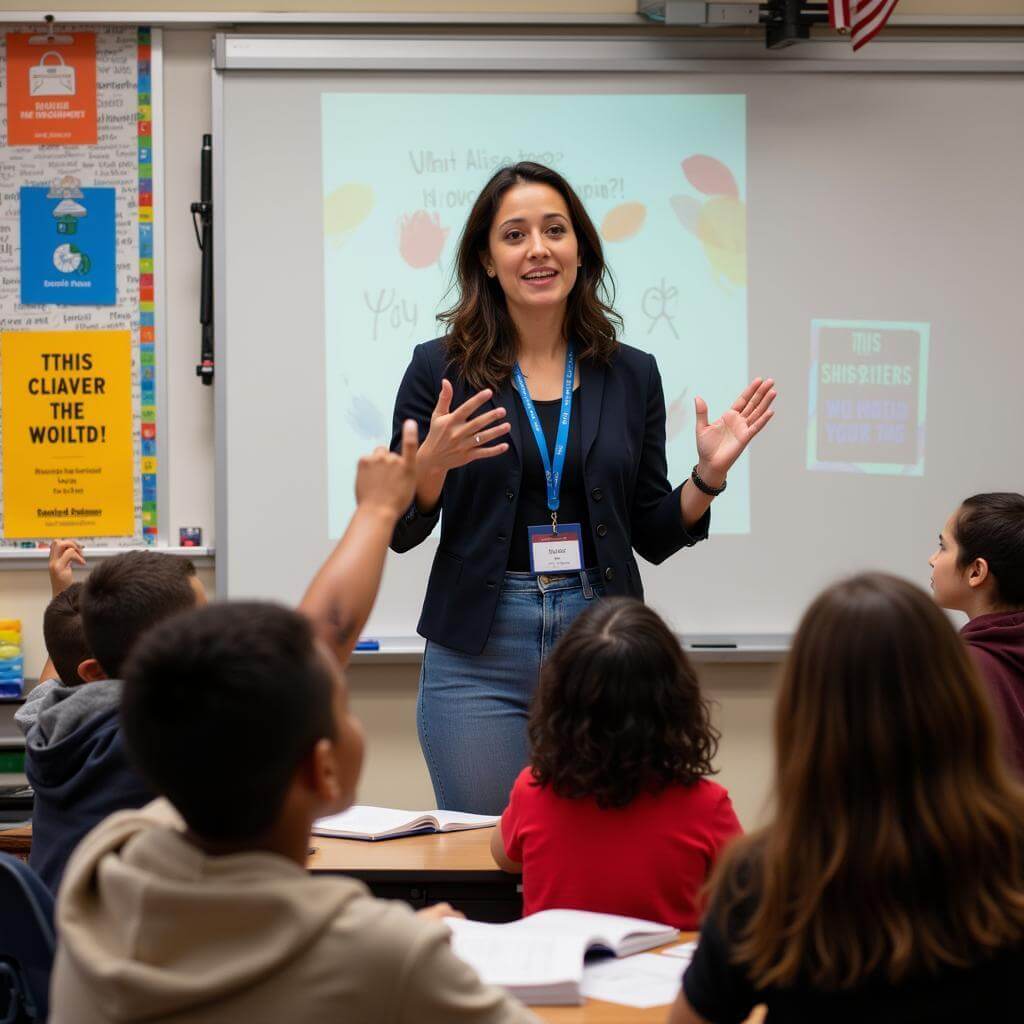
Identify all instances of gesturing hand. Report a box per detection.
[355,419,419,521]
[695,377,776,483]
[417,380,511,481]
[48,539,86,596]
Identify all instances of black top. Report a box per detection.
[507,387,597,572]
[683,884,1024,1024]
[390,338,710,656]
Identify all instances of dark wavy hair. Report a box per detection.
[954,492,1024,606]
[710,573,1024,990]
[438,162,621,390]
[528,598,718,809]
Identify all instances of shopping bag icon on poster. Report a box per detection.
[29,51,76,97]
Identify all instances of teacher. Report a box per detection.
[390,162,775,814]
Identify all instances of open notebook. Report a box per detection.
[446,910,680,1005]
[312,805,498,841]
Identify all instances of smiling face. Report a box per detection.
[928,510,973,611]
[482,181,581,317]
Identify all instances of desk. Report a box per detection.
[308,825,521,922]
[0,823,32,857]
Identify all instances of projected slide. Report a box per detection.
[807,319,929,475]
[322,92,748,538]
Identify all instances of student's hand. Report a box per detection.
[416,902,464,923]
[355,419,419,520]
[694,377,776,487]
[48,539,86,595]
[417,380,511,481]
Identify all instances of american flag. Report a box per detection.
[830,0,900,51]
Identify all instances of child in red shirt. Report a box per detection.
[491,597,741,929]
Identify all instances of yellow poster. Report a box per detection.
[2,330,133,538]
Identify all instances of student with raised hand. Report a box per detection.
[929,492,1024,774]
[670,573,1024,1024]
[49,422,537,1024]
[20,542,204,892]
[491,597,741,930]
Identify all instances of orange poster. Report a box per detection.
[6,32,98,146]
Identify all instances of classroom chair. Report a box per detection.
[0,853,55,1023]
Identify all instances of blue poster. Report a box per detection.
[20,184,116,305]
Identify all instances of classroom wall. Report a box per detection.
[20,2,1024,19]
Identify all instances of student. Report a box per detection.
[21,546,204,892]
[49,423,536,1024]
[929,492,1024,773]
[671,573,1024,1024]
[491,597,741,930]
[14,584,91,743]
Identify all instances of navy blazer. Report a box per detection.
[390,337,710,655]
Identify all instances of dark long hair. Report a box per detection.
[954,492,1024,606]
[528,598,718,809]
[710,573,1024,990]
[438,162,621,390]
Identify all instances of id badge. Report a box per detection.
[528,523,583,575]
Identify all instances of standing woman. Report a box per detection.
[390,162,774,814]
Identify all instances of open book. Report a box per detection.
[312,805,498,841]
[446,910,680,1005]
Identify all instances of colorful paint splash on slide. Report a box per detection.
[670,156,746,288]
[601,202,647,243]
[399,211,449,269]
[324,183,374,244]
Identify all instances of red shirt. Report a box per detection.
[501,767,742,929]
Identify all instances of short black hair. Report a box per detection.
[121,602,337,841]
[528,597,719,808]
[955,493,1024,607]
[42,583,91,686]
[81,551,198,677]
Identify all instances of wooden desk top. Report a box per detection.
[307,824,504,875]
[0,824,32,856]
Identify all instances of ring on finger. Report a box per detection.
[475,434,481,445]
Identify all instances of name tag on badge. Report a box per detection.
[528,523,583,574]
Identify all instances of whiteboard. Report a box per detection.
[214,34,1024,637]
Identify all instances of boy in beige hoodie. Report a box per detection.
[50,422,536,1024]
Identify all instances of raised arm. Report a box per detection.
[300,421,418,665]
[37,540,86,683]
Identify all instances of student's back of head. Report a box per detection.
[81,551,200,678]
[122,601,339,841]
[954,492,1024,607]
[43,583,90,686]
[713,572,1024,991]
[528,597,718,808]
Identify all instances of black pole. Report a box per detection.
[192,134,214,384]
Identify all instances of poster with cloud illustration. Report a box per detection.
[322,93,747,538]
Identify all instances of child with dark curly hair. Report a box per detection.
[490,597,741,929]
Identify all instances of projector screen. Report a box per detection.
[321,92,750,535]
[216,47,1023,637]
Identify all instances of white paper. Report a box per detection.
[447,919,585,988]
[580,952,685,1009]
[660,940,698,963]
[313,805,497,837]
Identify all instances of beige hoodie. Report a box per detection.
[51,800,537,1024]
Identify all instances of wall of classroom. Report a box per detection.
[22,2,1024,19]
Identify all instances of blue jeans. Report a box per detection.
[418,568,605,815]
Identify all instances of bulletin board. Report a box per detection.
[0,24,165,548]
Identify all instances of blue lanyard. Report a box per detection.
[511,345,575,532]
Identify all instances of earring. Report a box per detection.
[487,269,495,277]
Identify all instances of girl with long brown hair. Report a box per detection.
[491,597,741,930]
[389,162,775,813]
[671,572,1024,1023]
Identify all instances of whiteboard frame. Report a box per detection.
[211,32,1024,602]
